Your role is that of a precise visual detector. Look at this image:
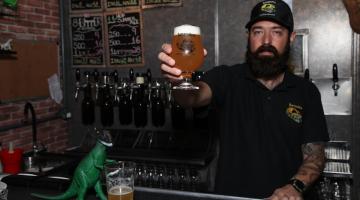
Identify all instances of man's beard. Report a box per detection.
[246,39,291,80]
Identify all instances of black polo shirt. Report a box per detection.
[202,63,329,198]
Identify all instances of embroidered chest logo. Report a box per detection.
[286,103,303,123]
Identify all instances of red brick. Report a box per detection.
[0,104,19,113]
[27,0,43,7]
[0,17,16,25]
[18,4,33,12]
[0,114,11,121]
[34,8,50,15]
[51,11,59,17]
[44,3,58,10]
[27,14,44,22]
[0,24,8,31]
[35,22,51,29]
[45,16,59,24]
[8,25,27,33]
[28,27,44,34]
[17,20,35,27]
[51,24,59,30]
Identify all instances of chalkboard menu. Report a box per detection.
[142,0,181,8]
[105,11,144,67]
[70,14,105,67]
[106,0,140,10]
[71,0,102,12]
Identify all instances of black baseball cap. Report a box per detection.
[245,0,294,33]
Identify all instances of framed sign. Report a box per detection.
[70,0,103,13]
[105,0,140,10]
[104,10,144,67]
[289,29,309,75]
[70,14,105,67]
[142,0,181,9]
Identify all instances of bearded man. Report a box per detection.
[158,0,329,199]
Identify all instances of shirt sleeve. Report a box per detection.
[201,65,228,106]
[302,82,330,144]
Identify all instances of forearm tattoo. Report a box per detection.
[296,142,326,185]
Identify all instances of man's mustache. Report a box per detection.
[255,44,279,57]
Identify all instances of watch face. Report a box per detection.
[291,179,306,193]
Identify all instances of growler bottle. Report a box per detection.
[81,82,95,125]
[100,74,114,127]
[151,85,165,127]
[133,75,147,127]
[171,101,185,129]
[118,85,132,125]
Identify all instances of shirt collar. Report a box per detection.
[243,63,298,91]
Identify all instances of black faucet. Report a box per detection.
[24,102,43,155]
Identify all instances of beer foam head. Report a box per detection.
[174,24,201,35]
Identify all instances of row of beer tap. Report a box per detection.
[73,68,207,129]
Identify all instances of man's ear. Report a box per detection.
[289,31,296,43]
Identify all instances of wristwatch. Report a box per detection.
[288,178,306,194]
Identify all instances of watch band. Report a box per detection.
[288,178,306,194]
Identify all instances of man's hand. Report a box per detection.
[158,43,183,81]
[268,184,303,200]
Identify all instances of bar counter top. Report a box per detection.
[2,175,260,200]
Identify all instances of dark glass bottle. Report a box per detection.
[118,86,132,125]
[171,101,185,129]
[81,82,95,125]
[100,75,114,127]
[133,76,147,127]
[151,86,165,127]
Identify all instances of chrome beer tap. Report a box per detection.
[74,68,81,101]
[332,64,340,96]
[113,70,119,103]
[93,69,100,101]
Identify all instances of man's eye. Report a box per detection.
[273,31,283,36]
[253,30,263,35]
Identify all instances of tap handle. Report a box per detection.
[93,69,99,83]
[332,64,338,82]
[304,68,310,80]
[129,68,134,82]
[146,68,152,83]
[75,68,81,82]
[113,70,119,84]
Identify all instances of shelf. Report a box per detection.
[0,49,17,55]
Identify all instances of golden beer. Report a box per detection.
[171,25,204,79]
[107,185,134,200]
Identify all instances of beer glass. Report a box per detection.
[171,24,204,90]
[105,161,136,200]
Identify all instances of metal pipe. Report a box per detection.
[24,102,38,152]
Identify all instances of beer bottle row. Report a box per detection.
[76,68,191,129]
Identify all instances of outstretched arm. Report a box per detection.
[343,0,360,33]
[269,142,326,200]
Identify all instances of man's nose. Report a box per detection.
[262,31,272,45]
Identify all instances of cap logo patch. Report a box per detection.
[286,103,303,124]
[261,3,276,14]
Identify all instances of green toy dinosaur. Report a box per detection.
[32,129,114,200]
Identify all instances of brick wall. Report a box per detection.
[0,1,69,153]
[0,99,68,153]
[0,0,59,41]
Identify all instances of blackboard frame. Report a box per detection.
[70,0,103,13]
[104,10,145,67]
[70,13,106,68]
[105,0,141,11]
[141,0,182,9]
